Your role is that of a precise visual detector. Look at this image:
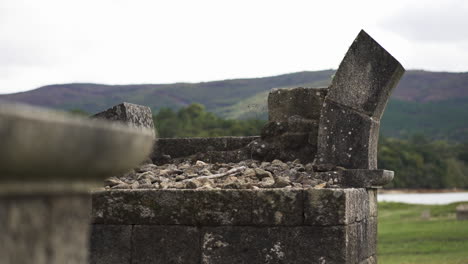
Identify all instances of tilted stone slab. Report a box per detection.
[316,99,380,169]
[93,102,156,137]
[89,225,132,264]
[303,188,368,226]
[327,30,405,119]
[268,87,327,122]
[132,225,200,264]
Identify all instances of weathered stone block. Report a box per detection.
[343,218,377,263]
[132,225,200,264]
[189,189,253,225]
[368,188,378,217]
[345,222,359,263]
[201,226,349,264]
[316,170,393,188]
[345,219,377,263]
[0,198,50,264]
[92,189,253,225]
[316,99,380,169]
[367,217,378,257]
[286,116,319,134]
[268,87,327,122]
[153,136,258,161]
[279,132,309,149]
[347,188,369,223]
[304,188,368,226]
[93,102,156,137]
[341,169,394,187]
[252,189,303,226]
[0,194,91,264]
[49,195,90,264]
[89,225,132,264]
[327,30,405,119]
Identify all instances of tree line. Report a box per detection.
[153,104,468,189]
[71,104,468,189]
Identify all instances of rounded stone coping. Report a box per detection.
[91,187,375,226]
[0,102,154,182]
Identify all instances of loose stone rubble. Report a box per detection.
[104,158,393,190]
[105,159,336,190]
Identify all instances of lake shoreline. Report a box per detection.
[379,188,468,194]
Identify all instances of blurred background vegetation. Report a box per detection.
[70,102,468,189]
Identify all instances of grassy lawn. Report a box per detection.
[378,202,468,264]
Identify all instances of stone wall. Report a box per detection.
[90,188,378,264]
[152,136,259,164]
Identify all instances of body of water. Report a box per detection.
[378,192,468,205]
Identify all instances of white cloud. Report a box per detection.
[380,0,468,43]
[1,0,467,94]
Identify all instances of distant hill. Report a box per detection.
[1,70,468,141]
[0,70,334,114]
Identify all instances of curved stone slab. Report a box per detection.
[0,102,154,182]
[316,30,404,169]
[327,30,405,119]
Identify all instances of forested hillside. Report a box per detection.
[2,70,468,141]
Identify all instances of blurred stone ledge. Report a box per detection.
[0,182,99,195]
[0,101,155,264]
[0,101,155,182]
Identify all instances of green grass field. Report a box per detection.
[378,202,468,264]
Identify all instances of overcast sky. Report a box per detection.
[1,0,468,94]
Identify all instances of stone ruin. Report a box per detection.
[90,30,404,264]
[0,30,404,264]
